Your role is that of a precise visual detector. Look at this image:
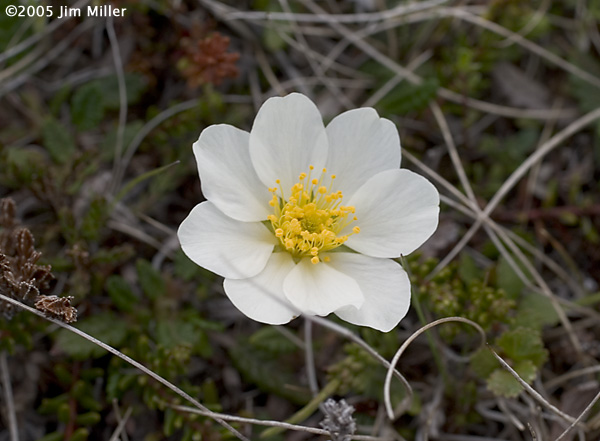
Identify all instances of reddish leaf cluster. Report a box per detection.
[0,198,76,323]
[179,32,240,88]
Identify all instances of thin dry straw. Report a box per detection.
[487,346,580,427]
[106,15,129,196]
[383,317,486,420]
[0,293,250,441]
[0,292,395,440]
[0,351,19,441]
[0,0,92,64]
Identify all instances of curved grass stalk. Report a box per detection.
[384,317,486,420]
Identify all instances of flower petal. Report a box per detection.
[194,124,271,222]
[178,202,276,279]
[325,108,401,197]
[329,253,411,332]
[282,258,363,316]
[223,253,299,324]
[249,93,328,193]
[346,169,440,258]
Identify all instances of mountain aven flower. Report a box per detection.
[178,93,439,332]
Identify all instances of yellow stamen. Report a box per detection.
[267,167,360,264]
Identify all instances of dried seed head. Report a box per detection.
[319,399,356,441]
[35,295,77,324]
[0,198,16,229]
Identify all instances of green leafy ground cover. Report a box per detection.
[1,0,600,440]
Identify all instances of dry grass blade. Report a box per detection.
[487,346,580,427]
[384,317,486,420]
[108,406,132,441]
[0,351,19,441]
[0,293,250,441]
[167,403,386,440]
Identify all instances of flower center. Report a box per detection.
[267,166,360,264]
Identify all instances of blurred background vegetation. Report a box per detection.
[1,0,600,440]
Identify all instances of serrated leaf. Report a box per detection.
[513,359,537,384]
[136,259,166,300]
[42,118,76,164]
[54,312,128,360]
[497,328,548,366]
[105,275,138,313]
[470,347,500,379]
[514,292,560,329]
[487,369,523,398]
[71,83,105,131]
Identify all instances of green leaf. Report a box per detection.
[470,347,500,379]
[88,73,147,110]
[249,326,297,355]
[136,258,166,300]
[173,249,203,281]
[54,312,129,360]
[496,256,525,297]
[514,292,560,329]
[496,328,548,366]
[513,359,537,384]
[37,433,63,441]
[80,197,108,242]
[487,369,523,398]
[377,78,439,115]
[70,428,89,441]
[42,118,76,164]
[71,83,105,131]
[458,253,481,285]
[156,320,198,348]
[105,275,138,313]
[230,342,311,405]
[99,120,144,162]
[75,411,101,426]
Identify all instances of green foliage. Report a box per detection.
[42,118,77,164]
[38,365,106,439]
[473,129,539,198]
[55,312,129,359]
[105,275,138,313]
[327,343,409,409]
[0,312,39,353]
[80,197,109,242]
[410,256,517,340]
[471,328,548,397]
[514,292,560,329]
[0,147,45,188]
[71,83,105,131]
[249,326,298,355]
[136,258,166,300]
[377,78,439,116]
[173,249,206,281]
[87,73,148,110]
[230,338,311,405]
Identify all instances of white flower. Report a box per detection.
[178,93,439,332]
